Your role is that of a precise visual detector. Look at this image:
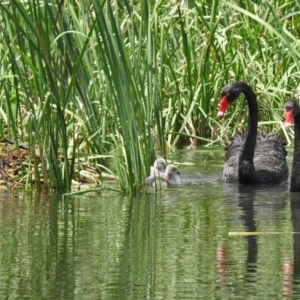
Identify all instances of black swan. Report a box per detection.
[284,99,300,192]
[145,164,182,187]
[217,81,288,184]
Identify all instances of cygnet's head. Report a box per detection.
[163,164,182,187]
[153,158,167,173]
[165,164,180,177]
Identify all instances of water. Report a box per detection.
[0,149,299,299]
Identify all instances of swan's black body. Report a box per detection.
[218,81,288,184]
[285,99,300,192]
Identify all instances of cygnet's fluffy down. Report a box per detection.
[146,164,182,188]
[149,158,167,177]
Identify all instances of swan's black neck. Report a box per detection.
[291,114,300,192]
[238,85,258,166]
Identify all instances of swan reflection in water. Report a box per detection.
[218,184,289,295]
[283,195,300,299]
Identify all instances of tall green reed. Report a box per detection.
[0,0,109,191]
[211,0,300,142]
[0,0,300,193]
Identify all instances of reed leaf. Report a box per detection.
[0,0,300,193]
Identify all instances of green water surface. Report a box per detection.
[0,149,298,300]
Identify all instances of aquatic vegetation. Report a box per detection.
[0,0,299,193]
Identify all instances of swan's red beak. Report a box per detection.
[217,95,230,118]
[284,109,294,128]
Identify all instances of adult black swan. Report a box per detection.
[284,99,300,192]
[217,81,288,184]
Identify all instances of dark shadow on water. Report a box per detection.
[237,185,257,282]
[289,194,300,296]
[223,183,289,293]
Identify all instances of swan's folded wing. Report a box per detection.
[253,136,289,183]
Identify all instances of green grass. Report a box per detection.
[0,0,300,194]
